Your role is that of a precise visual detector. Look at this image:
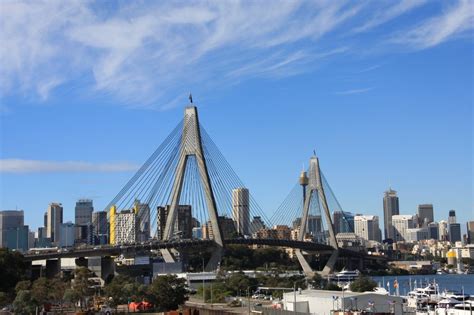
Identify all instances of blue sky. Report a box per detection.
[0,0,473,232]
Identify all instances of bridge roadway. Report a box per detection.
[23,238,374,262]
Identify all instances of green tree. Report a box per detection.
[15,280,31,293]
[0,248,28,302]
[71,267,95,310]
[63,288,81,310]
[13,290,37,314]
[349,276,377,292]
[104,274,136,308]
[31,277,49,307]
[147,275,188,311]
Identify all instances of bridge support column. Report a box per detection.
[75,257,88,268]
[295,250,315,277]
[321,250,339,276]
[205,246,223,271]
[45,259,60,278]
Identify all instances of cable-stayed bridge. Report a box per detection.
[24,102,384,278]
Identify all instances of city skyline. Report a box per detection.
[0,1,472,230]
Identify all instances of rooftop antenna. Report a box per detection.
[189,93,193,104]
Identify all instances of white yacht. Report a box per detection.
[328,269,360,282]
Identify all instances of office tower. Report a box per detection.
[92,211,108,244]
[449,223,462,243]
[467,221,474,244]
[448,210,456,224]
[0,210,29,251]
[417,204,434,227]
[428,222,439,240]
[36,226,51,247]
[383,188,399,240]
[218,216,237,239]
[438,220,449,241]
[202,221,214,240]
[43,212,48,230]
[333,211,355,234]
[192,227,202,239]
[156,205,193,240]
[354,215,382,242]
[114,210,138,244]
[75,199,93,226]
[232,188,250,236]
[60,222,75,247]
[250,216,266,234]
[391,214,416,242]
[47,203,63,243]
[134,200,150,242]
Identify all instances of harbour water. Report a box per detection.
[371,274,474,296]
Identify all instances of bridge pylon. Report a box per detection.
[296,154,339,276]
[162,106,224,247]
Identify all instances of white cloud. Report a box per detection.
[0,159,139,173]
[0,1,472,109]
[354,0,427,33]
[390,0,474,49]
[335,87,374,95]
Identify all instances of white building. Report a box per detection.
[406,227,429,242]
[354,215,381,242]
[392,214,416,242]
[115,210,138,244]
[283,289,404,315]
[232,188,250,236]
[438,220,449,241]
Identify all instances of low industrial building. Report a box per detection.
[283,289,404,315]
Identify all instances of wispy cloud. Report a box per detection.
[390,0,474,49]
[0,1,472,109]
[354,0,427,33]
[0,159,139,173]
[335,87,374,95]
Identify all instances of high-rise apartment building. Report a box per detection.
[417,204,434,227]
[75,199,93,226]
[467,221,474,244]
[383,188,399,240]
[232,188,250,236]
[392,214,416,242]
[354,215,381,242]
[47,203,63,244]
[114,210,138,244]
[92,211,108,235]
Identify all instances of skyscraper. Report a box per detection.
[47,203,63,244]
[417,204,434,227]
[333,210,355,234]
[134,200,150,241]
[0,210,29,251]
[232,188,250,236]
[438,220,449,241]
[383,188,399,240]
[92,211,108,245]
[448,210,456,224]
[392,214,416,242]
[114,210,138,244]
[449,223,461,243]
[354,215,381,242]
[428,222,439,240]
[467,221,474,244]
[75,199,93,226]
[156,205,193,239]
